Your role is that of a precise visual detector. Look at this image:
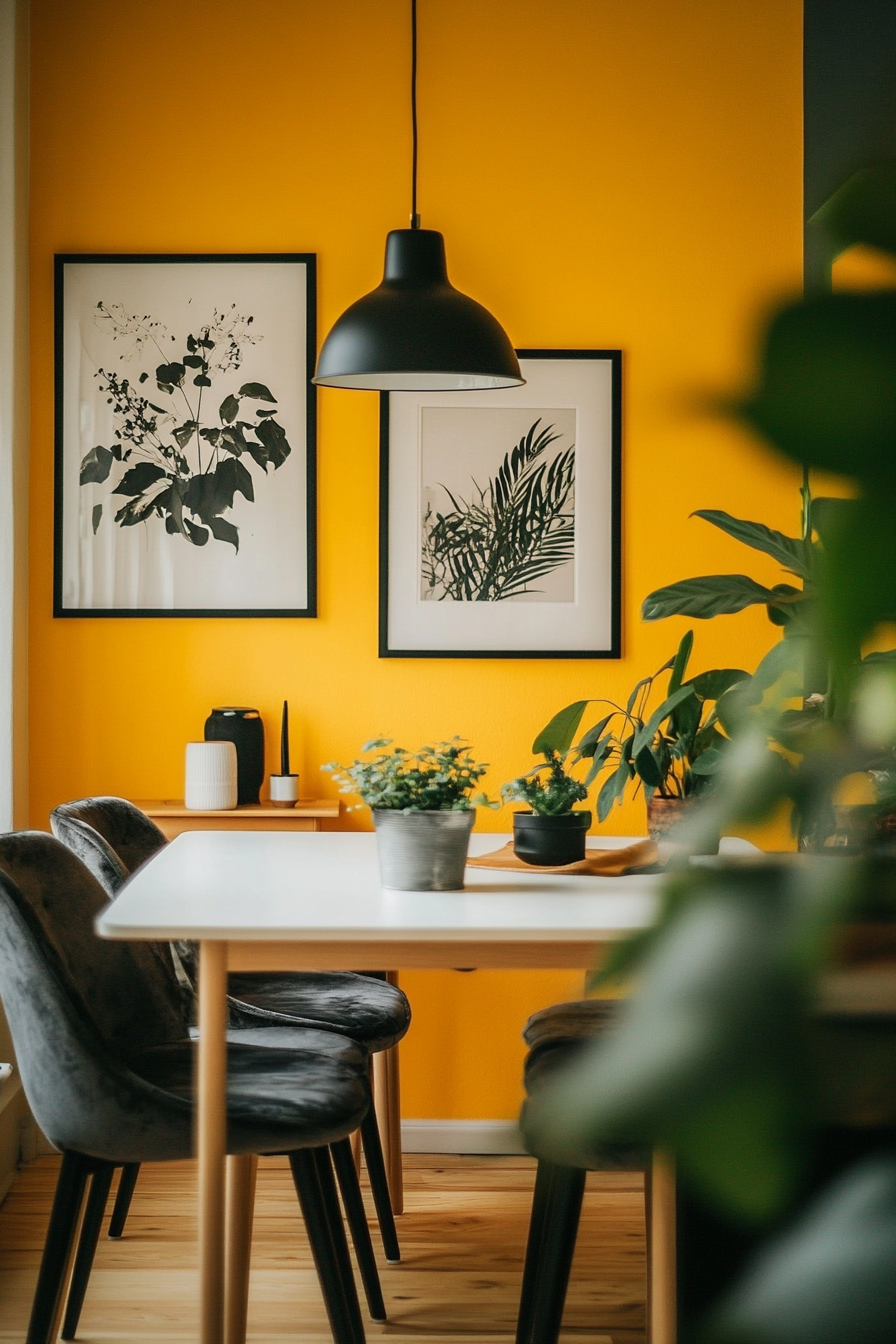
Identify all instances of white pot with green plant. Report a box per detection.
[501,751,591,865]
[323,738,491,890]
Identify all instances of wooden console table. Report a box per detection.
[132,799,340,840]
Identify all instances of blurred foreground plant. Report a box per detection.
[524,166,896,1344]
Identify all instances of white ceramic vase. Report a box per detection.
[185,741,238,810]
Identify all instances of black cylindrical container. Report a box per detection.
[204,707,264,805]
[512,811,592,867]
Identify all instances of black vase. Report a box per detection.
[204,707,264,805]
[512,811,592,866]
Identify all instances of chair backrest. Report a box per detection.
[0,861,190,1159]
[0,832,188,1053]
[50,798,167,894]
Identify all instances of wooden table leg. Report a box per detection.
[373,1040,403,1215]
[225,1153,257,1344]
[198,940,229,1344]
[649,1150,676,1344]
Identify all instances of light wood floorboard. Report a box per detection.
[0,1154,646,1343]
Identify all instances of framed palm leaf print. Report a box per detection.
[379,350,621,658]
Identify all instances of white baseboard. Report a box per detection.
[0,1071,25,1203]
[401,1119,526,1154]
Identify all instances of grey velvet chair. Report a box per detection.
[0,832,384,1344]
[50,796,406,1258]
[515,1001,652,1344]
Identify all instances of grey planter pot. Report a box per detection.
[372,808,476,890]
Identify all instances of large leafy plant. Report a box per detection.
[420,418,575,601]
[534,631,748,821]
[323,738,490,812]
[641,502,817,633]
[525,165,896,1344]
[80,303,292,551]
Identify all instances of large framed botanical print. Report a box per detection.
[379,350,621,658]
[54,253,316,617]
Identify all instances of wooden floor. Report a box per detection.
[0,1154,646,1344]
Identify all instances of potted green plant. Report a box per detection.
[501,751,591,866]
[533,631,748,844]
[323,738,491,890]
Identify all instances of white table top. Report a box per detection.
[97,831,757,945]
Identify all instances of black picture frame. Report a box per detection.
[53,252,317,618]
[379,349,622,659]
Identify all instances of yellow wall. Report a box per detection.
[29,0,804,1119]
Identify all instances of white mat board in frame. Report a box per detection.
[54,253,317,617]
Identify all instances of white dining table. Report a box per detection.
[97,831,754,1344]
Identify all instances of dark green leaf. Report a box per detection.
[155,361,185,391]
[669,630,694,693]
[632,685,697,757]
[707,1156,896,1344]
[690,747,724,775]
[635,745,663,788]
[239,381,277,402]
[688,669,751,701]
[693,509,816,580]
[533,702,590,755]
[199,427,220,446]
[79,444,114,486]
[208,515,240,552]
[219,394,240,424]
[112,462,167,496]
[138,371,148,383]
[183,354,204,368]
[815,495,896,669]
[575,714,614,758]
[642,575,776,621]
[597,750,632,821]
[739,292,896,484]
[583,740,613,786]
[193,374,211,387]
[91,503,102,534]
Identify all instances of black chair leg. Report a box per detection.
[515,1159,559,1344]
[528,1164,587,1344]
[26,1151,92,1344]
[107,1162,140,1238]
[359,1107,400,1262]
[289,1149,364,1344]
[331,1138,387,1322]
[314,1148,368,1344]
[61,1163,115,1340]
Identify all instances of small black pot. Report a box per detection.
[513,810,592,867]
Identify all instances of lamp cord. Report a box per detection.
[411,0,420,228]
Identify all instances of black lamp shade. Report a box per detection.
[313,229,525,391]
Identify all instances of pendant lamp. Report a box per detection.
[313,0,524,392]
